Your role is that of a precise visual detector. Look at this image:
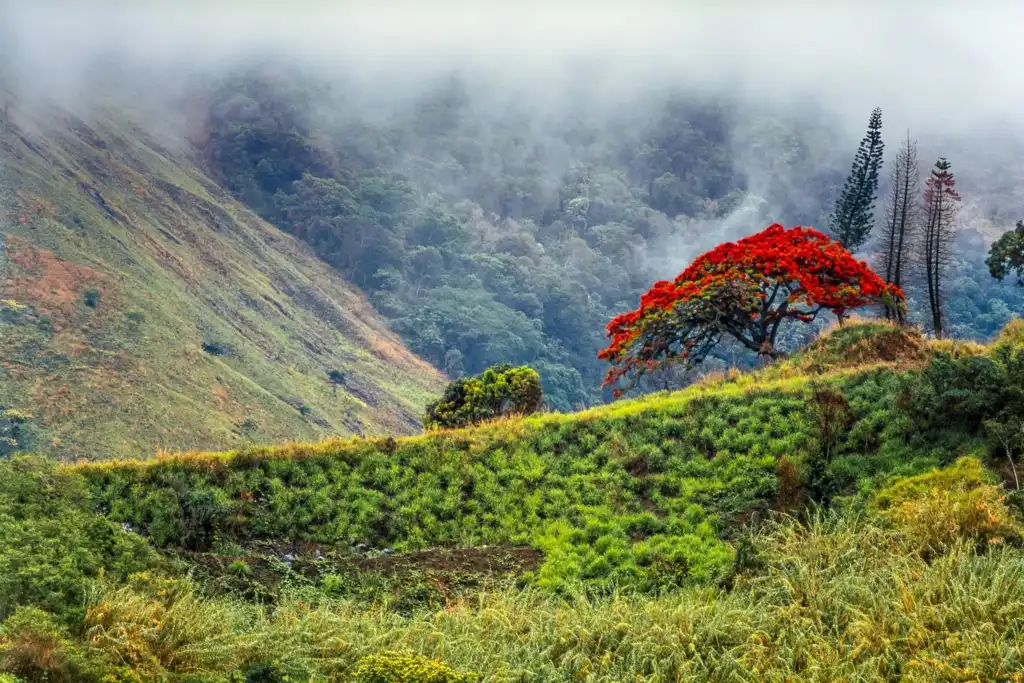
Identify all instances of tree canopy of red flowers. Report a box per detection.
[598,224,903,395]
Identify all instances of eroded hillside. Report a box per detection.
[0,102,443,460]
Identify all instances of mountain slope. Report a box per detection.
[0,101,444,460]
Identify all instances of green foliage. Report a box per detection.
[0,457,157,622]
[945,234,1024,339]
[423,363,543,429]
[906,339,1024,434]
[202,70,760,408]
[828,107,884,251]
[0,410,35,459]
[353,651,477,683]
[8,323,1024,679]
[81,378,808,593]
[83,318,997,598]
[83,289,101,309]
[48,511,1024,681]
[0,606,102,682]
[872,457,1021,552]
[987,219,1024,286]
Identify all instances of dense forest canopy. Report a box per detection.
[191,65,1023,407]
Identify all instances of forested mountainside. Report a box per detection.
[2,53,1023,450]
[198,66,1024,409]
[0,99,443,460]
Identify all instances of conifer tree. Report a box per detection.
[878,130,919,323]
[828,107,884,251]
[919,157,961,338]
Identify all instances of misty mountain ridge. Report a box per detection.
[0,2,1022,448]
[3,60,1024,440]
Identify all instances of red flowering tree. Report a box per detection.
[598,224,903,395]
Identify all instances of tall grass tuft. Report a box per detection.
[75,511,1024,681]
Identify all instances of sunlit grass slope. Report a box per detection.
[79,514,1024,682]
[0,101,443,460]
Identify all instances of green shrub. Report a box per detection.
[424,363,543,429]
[906,343,1024,436]
[0,457,158,622]
[0,410,35,459]
[353,651,477,683]
[872,457,1021,553]
[202,342,234,357]
[0,607,94,682]
[239,661,292,682]
[986,221,1024,286]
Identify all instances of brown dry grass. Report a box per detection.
[1,236,109,330]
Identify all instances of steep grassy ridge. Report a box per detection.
[0,102,443,460]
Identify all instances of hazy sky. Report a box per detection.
[4,1,1024,135]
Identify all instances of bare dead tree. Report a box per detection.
[986,416,1024,490]
[877,131,919,323]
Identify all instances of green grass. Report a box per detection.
[0,100,443,460]
[2,321,1023,681]
[74,329,965,595]
[59,513,1024,681]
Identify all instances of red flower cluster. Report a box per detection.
[598,224,903,392]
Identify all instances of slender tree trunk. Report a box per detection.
[893,133,917,324]
[932,205,944,337]
[880,131,917,325]
[920,158,960,338]
[922,192,939,337]
[925,204,935,335]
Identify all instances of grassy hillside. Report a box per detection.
[75,322,1020,591]
[0,102,444,460]
[1,321,1022,681]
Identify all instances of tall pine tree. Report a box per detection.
[919,157,960,338]
[877,130,919,323]
[829,107,884,251]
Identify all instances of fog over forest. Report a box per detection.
[7,2,1024,218]
[6,3,1024,124]
[3,1,1023,407]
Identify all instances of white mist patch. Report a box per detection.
[643,193,775,280]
